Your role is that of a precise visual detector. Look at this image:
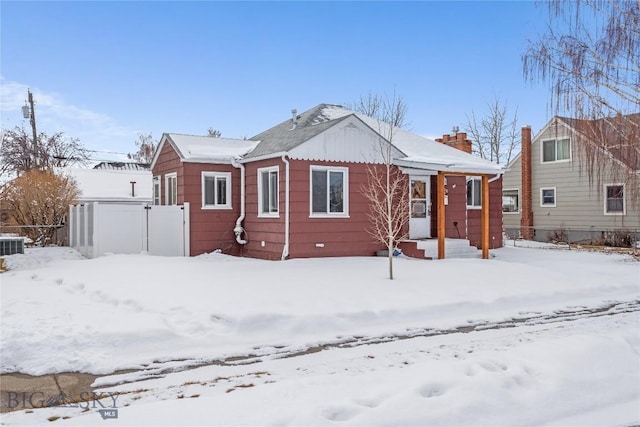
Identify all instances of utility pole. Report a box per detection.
[28,90,38,169]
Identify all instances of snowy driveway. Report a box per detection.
[0,244,638,425]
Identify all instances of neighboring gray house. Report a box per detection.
[503,115,640,245]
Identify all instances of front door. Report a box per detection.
[409,176,431,239]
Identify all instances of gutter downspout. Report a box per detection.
[281,154,290,260]
[232,158,248,245]
[488,173,502,183]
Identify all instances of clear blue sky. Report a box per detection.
[1,1,552,163]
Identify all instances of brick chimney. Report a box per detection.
[435,128,472,154]
[520,125,533,239]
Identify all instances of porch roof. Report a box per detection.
[394,156,504,175]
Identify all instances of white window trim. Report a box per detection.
[540,187,557,207]
[165,172,177,206]
[502,188,520,214]
[541,138,571,164]
[466,177,482,210]
[201,171,232,210]
[309,165,350,218]
[153,176,161,206]
[258,166,279,218]
[603,183,626,216]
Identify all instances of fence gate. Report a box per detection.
[146,205,189,256]
[69,202,190,258]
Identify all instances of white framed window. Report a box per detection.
[604,184,625,215]
[310,166,349,217]
[153,176,161,205]
[258,166,279,217]
[502,189,519,213]
[540,187,556,207]
[466,177,481,208]
[165,173,177,206]
[542,138,570,163]
[202,172,231,209]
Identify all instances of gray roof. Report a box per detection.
[246,104,352,159]
[245,103,503,174]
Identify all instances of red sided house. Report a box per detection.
[150,104,504,260]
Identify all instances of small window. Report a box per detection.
[153,177,161,205]
[502,189,519,213]
[605,184,625,215]
[258,167,279,216]
[542,138,570,162]
[202,172,231,209]
[466,178,481,208]
[540,187,556,207]
[165,173,177,206]
[310,166,348,216]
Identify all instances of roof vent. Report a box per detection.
[291,109,298,130]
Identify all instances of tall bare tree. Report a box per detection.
[1,126,90,176]
[357,92,410,280]
[523,0,639,200]
[127,132,157,164]
[465,97,520,166]
[1,170,79,245]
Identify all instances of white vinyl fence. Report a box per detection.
[69,202,190,258]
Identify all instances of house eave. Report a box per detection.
[238,151,288,163]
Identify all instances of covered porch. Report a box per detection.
[395,158,504,260]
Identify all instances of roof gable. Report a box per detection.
[507,114,640,172]
[558,113,640,171]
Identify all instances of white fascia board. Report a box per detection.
[182,157,236,165]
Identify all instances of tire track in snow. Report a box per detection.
[100,299,639,387]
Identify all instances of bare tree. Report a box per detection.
[356,92,409,280]
[207,128,222,138]
[1,170,79,245]
[127,132,157,164]
[465,97,520,165]
[523,0,639,200]
[1,126,90,176]
[351,91,383,118]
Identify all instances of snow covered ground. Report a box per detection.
[1,244,639,426]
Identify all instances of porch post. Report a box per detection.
[481,174,489,259]
[437,171,445,259]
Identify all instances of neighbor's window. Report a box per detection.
[466,177,481,208]
[310,166,348,216]
[258,167,279,216]
[542,138,570,162]
[202,172,231,209]
[153,176,161,205]
[605,184,625,214]
[540,187,556,207]
[502,189,519,213]
[165,173,177,206]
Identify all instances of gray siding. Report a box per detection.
[503,121,640,242]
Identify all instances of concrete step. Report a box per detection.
[400,239,481,259]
